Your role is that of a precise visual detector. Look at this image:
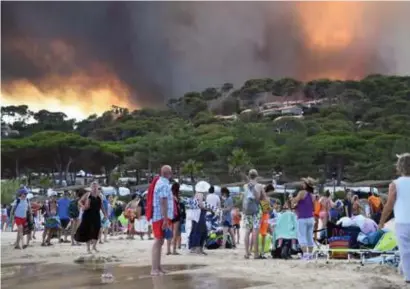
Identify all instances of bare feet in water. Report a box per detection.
[150,270,164,276]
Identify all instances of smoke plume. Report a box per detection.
[2,1,410,119]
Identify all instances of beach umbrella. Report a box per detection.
[118,187,131,196]
[101,186,116,196]
[195,181,211,193]
[180,184,194,192]
[47,189,57,197]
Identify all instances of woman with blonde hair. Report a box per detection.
[379,153,410,284]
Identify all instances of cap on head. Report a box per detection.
[18,188,28,196]
[248,169,258,180]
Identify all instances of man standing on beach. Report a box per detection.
[242,169,263,259]
[151,165,174,276]
[57,191,71,243]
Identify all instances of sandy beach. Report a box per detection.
[1,230,406,289]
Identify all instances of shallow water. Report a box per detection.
[1,263,267,289]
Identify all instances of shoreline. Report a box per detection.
[1,231,406,289]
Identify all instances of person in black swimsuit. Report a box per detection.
[166,183,182,255]
[75,182,107,253]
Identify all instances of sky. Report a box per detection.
[2,1,410,120]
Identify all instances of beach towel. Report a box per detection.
[374,231,398,252]
[145,176,160,222]
[273,211,298,243]
[134,216,148,233]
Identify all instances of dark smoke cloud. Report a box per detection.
[2,1,410,107]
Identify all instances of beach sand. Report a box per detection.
[1,231,406,289]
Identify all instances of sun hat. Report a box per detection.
[301,177,317,188]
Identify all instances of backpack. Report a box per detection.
[68,199,80,219]
[243,183,259,215]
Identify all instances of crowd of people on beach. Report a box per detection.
[2,153,409,282]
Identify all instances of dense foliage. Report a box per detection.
[1,75,410,186]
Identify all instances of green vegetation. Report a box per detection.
[1,75,410,186]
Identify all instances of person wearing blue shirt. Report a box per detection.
[57,191,71,243]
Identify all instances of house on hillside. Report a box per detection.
[261,108,281,117]
[215,114,237,121]
[280,105,303,116]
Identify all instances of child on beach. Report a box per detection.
[232,207,242,245]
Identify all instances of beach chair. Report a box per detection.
[313,231,398,265]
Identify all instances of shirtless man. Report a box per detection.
[242,169,264,259]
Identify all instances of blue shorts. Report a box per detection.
[180,223,186,233]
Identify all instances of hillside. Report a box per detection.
[1,74,410,186]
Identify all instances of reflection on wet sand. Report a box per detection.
[1,263,268,289]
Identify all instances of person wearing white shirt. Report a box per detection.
[205,186,220,209]
[379,153,410,284]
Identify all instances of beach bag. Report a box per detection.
[243,183,259,215]
[68,199,80,219]
[329,236,350,259]
[118,213,128,227]
[146,176,160,221]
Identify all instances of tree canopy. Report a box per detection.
[2,75,409,186]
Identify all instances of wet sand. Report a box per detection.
[1,231,406,289]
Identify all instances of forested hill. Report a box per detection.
[1,75,410,186]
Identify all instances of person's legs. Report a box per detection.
[15,224,23,248]
[252,228,259,258]
[42,228,48,245]
[71,219,78,245]
[64,220,70,242]
[396,223,410,282]
[252,215,260,258]
[244,216,252,258]
[236,225,240,244]
[229,227,235,248]
[103,227,108,242]
[172,221,180,254]
[25,231,31,247]
[151,220,165,275]
[222,223,229,248]
[92,239,99,251]
[99,228,104,244]
[305,218,315,255]
[297,218,307,254]
[86,241,91,253]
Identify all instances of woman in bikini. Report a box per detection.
[318,190,334,229]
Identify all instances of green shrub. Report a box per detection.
[1,179,21,204]
[333,190,346,200]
